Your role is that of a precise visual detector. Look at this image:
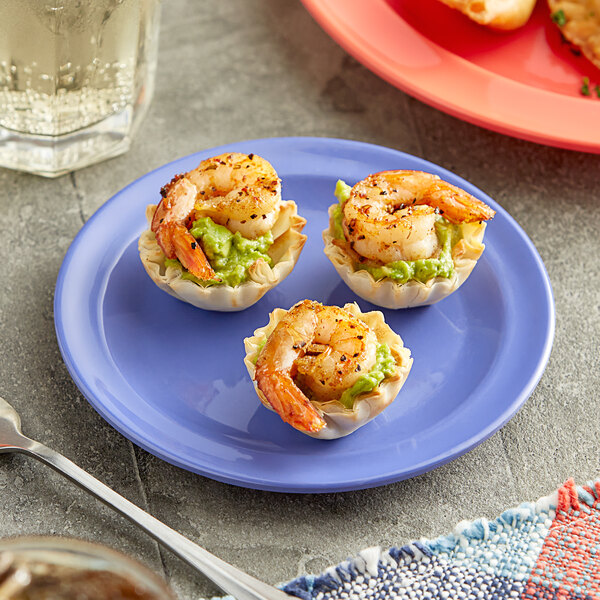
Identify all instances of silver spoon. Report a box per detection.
[0,396,291,600]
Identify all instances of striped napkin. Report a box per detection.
[283,479,600,600]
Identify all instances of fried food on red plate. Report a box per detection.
[437,0,537,30]
[548,0,600,70]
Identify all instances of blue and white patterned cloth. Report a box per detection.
[281,479,600,600]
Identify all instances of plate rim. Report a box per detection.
[54,136,556,492]
[300,0,600,154]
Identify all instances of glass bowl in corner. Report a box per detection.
[0,536,175,599]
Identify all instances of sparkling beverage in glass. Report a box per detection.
[0,0,160,177]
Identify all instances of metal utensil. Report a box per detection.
[0,396,290,600]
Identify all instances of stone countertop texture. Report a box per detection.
[1,1,599,599]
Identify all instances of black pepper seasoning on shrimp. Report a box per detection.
[342,170,494,264]
[150,152,283,281]
[254,300,378,433]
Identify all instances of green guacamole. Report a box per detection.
[331,179,352,240]
[332,179,462,284]
[164,217,273,287]
[338,343,396,409]
[251,339,267,365]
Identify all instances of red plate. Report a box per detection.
[301,0,600,153]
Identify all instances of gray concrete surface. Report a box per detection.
[1,1,599,599]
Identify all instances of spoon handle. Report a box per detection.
[21,440,289,600]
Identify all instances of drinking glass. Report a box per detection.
[0,0,161,177]
[0,536,176,598]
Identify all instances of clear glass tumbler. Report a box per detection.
[0,536,176,599]
[0,0,160,177]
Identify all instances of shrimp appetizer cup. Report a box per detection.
[323,171,495,309]
[243,300,413,439]
[139,152,307,311]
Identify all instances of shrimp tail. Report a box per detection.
[255,368,326,433]
[425,181,496,223]
[170,223,220,281]
[154,224,177,259]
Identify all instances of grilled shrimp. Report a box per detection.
[151,152,282,280]
[254,300,378,433]
[151,176,218,280]
[342,170,495,264]
[187,153,281,238]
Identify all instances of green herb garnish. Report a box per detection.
[581,77,591,96]
[551,9,566,26]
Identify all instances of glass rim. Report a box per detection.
[0,535,176,599]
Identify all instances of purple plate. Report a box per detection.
[54,137,554,493]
